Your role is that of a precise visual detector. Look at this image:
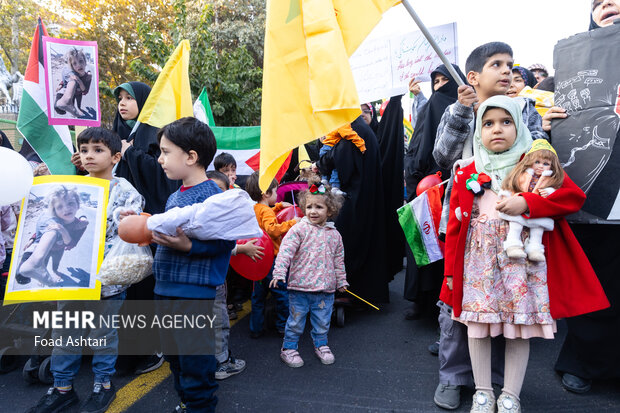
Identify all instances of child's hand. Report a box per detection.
[337,286,347,293]
[457,85,478,107]
[293,216,302,222]
[446,276,453,290]
[71,152,84,171]
[538,188,551,198]
[237,239,265,262]
[269,278,282,289]
[121,139,133,156]
[119,209,137,221]
[496,195,528,215]
[281,202,293,207]
[408,78,422,95]
[311,163,319,173]
[152,227,192,252]
[542,106,567,132]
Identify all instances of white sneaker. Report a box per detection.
[470,390,495,413]
[497,393,521,413]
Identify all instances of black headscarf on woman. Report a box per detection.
[404,64,466,202]
[113,81,181,214]
[0,130,14,150]
[513,66,537,88]
[362,103,379,134]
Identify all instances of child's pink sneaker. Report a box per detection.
[280,349,304,368]
[314,346,335,365]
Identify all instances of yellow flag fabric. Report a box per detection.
[298,144,312,168]
[138,40,193,128]
[259,0,400,191]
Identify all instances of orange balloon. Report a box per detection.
[118,213,153,246]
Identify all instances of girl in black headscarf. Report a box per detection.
[551,0,620,394]
[402,64,467,318]
[113,82,180,215]
[507,66,537,98]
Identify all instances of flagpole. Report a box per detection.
[400,0,465,87]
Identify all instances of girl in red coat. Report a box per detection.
[444,95,608,413]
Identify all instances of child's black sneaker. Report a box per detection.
[215,355,246,380]
[134,353,164,375]
[28,387,79,413]
[80,382,116,413]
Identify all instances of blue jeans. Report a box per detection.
[319,145,340,188]
[283,291,334,350]
[154,294,218,413]
[250,269,289,333]
[51,291,126,387]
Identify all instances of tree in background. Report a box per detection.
[131,0,265,126]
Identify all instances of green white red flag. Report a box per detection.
[17,19,74,174]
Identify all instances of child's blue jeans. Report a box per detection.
[319,145,340,188]
[250,269,289,333]
[283,291,334,350]
[51,291,126,387]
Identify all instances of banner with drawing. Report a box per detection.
[552,23,620,223]
[350,22,458,103]
[4,176,108,303]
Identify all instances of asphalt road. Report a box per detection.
[1,269,619,412]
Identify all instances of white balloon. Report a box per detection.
[0,147,33,206]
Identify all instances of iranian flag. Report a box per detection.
[194,87,261,176]
[397,185,444,267]
[17,19,74,174]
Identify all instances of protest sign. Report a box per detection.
[552,23,620,222]
[350,22,458,103]
[4,175,108,302]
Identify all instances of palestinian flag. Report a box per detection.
[193,88,261,175]
[16,19,74,174]
[397,185,443,267]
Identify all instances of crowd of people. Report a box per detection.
[0,1,618,413]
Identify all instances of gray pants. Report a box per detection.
[215,284,230,363]
[437,300,505,386]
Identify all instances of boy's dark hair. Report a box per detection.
[465,42,513,74]
[206,170,230,189]
[77,127,122,155]
[157,117,216,168]
[536,76,555,92]
[213,152,237,170]
[245,171,277,202]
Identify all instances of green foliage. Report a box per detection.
[132,0,264,126]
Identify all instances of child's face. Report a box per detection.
[219,164,237,185]
[592,0,620,27]
[506,71,525,98]
[158,135,193,181]
[433,74,450,91]
[70,56,87,76]
[532,157,552,175]
[470,53,513,97]
[118,90,140,121]
[53,197,79,224]
[79,141,120,176]
[480,108,517,153]
[264,188,278,206]
[305,195,329,226]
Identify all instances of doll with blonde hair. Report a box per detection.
[499,140,565,261]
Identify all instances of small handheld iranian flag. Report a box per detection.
[398,185,443,267]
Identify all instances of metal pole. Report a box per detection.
[401,0,465,86]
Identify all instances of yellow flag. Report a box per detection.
[138,40,193,128]
[259,0,400,191]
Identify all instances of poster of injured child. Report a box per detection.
[4,176,108,302]
[42,37,100,127]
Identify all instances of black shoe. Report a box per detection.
[404,302,421,320]
[428,340,439,356]
[16,273,31,285]
[562,373,591,394]
[28,387,79,413]
[80,382,116,413]
[134,353,164,375]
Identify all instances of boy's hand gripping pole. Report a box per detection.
[401,0,465,87]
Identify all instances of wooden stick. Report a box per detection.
[344,289,380,311]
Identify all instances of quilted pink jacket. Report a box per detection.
[272,217,348,293]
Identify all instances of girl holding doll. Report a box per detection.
[444,95,608,412]
[270,180,348,368]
